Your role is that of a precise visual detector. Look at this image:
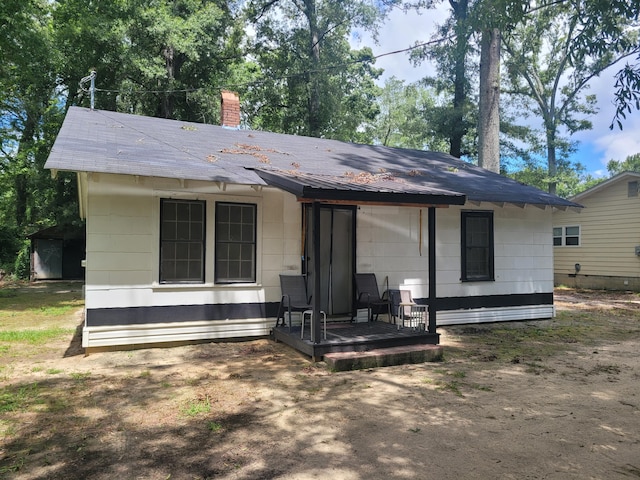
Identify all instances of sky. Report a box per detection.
[351,5,640,178]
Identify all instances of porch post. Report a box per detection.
[312,200,321,343]
[428,207,437,333]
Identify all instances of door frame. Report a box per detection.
[302,203,357,317]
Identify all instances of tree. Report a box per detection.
[502,0,640,193]
[508,160,599,199]
[245,0,387,140]
[571,0,640,129]
[0,0,69,230]
[607,153,640,176]
[369,77,449,151]
[53,0,245,122]
[410,0,476,158]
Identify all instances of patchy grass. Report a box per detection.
[0,383,40,413]
[442,307,640,366]
[207,421,223,433]
[0,328,74,344]
[0,281,83,331]
[0,282,83,359]
[181,395,212,417]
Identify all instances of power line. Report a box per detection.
[80,37,447,96]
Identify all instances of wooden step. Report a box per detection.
[324,344,444,371]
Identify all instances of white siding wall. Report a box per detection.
[84,173,299,312]
[83,173,556,346]
[553,179,640,279]
[357,203,554,299]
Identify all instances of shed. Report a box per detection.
[28,225,85,281]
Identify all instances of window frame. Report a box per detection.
[461,210,495,282]
[214,201,257,284]
[159,198,206,284]
[553,225,581,247]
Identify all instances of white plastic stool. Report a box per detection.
[301,310,327,340]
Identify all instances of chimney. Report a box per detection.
[220,90,240,128]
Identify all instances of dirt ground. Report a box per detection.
[1,286,640,479]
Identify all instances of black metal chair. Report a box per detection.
[354,273,392,322]
[277,274,312,331]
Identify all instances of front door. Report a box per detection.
[304,205,355,316]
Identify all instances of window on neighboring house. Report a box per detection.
[553,225,580,246]
[461,211,494,282]
[215,202,256,283]
[160,199,205,283]
[628,181,638,197]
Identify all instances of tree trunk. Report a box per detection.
[303,0,321,137]
[158,45,176,119]
[478,27,501,173]
[450,0,468,158]
[15,110,38,227]
[546,124,558,195]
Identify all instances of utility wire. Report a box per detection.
[79,37,447,96]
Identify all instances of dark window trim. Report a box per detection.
[461,210,494,282]
[159,198,206,284]
[214,201,257,284]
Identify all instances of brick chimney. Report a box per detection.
[220,90,240,128]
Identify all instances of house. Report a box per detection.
[44,94,580,352]
[553,171,640,290]
[28,225,85,281]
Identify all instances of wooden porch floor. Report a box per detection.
[272,320,440,361]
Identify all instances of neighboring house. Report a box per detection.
[553,171,640,290]
[44,95,579,350]
[28,225,85,281]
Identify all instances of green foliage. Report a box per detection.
[0,227,21,275]
[508,162,600,199]
[245,0,386,140]
[368,77,449,151]
[53,0,244,121]
[607,152,640,175]
[409,0,476,158]
[501,0,638,192]
[13,240,30,280]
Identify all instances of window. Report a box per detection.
[461,211,494,282]
[160,199,205,283]
[628,181,638,197]
[215,202,256,283]
[553,225,580,246]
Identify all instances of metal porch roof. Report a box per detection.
[252,169,466,206]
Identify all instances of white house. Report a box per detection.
[44,96,580,353]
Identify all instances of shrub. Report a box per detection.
[14,240,31,280]
[0,226,20,276]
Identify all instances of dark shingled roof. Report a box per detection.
[45,107,580,209]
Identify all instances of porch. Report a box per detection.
[272,320,440,362]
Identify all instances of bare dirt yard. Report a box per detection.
[1,283,639,480]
